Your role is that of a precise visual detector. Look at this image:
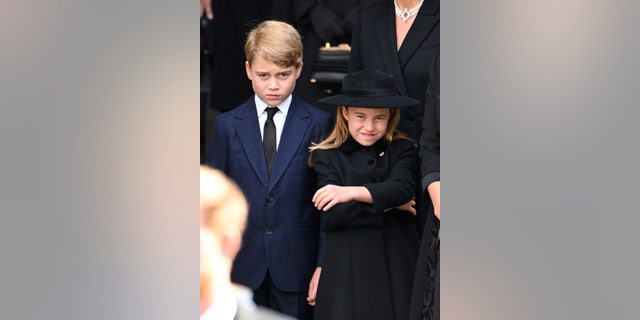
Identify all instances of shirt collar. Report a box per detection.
[254,94,292,118]
[200,286,237,320]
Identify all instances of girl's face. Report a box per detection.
[342,106,390,146]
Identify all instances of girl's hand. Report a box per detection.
[307,267,322,306]
[313,184,353,211]
[385,197,416,216]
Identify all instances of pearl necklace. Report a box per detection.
[394,0,424,22]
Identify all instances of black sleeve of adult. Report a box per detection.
[419,55,440,191]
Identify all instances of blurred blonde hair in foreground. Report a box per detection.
[200,165,248,314]
[200,166,248,237]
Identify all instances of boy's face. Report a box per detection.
[245,56,302,107]
[342,106,390,146]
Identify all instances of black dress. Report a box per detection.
[311,137,420,320]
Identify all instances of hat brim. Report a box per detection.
[318,94,420,108]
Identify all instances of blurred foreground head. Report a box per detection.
[200,166,248,237]
[200,166,248,314]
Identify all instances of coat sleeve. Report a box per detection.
[419,55,440,192]
[364,140,417,213]
[313,113,334,266]
[311,149,384,229]
[207,116,229,172]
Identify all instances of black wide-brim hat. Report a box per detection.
[318,70,419,108]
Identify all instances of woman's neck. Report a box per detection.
[395,0,422,10]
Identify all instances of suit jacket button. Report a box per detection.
[266,194,275,202]
[266,228,273,235]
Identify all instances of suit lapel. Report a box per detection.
[234,100,270,187]
[267,97,310,191]
[374,2,410,96]
[397,0,439,69]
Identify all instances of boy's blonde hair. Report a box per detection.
[245,20,303,68]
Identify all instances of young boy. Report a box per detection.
[207,20,333,320]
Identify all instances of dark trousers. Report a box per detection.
[253,271,314,320]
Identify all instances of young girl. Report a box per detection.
[308,70,421,320]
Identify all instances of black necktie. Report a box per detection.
[263,107,278,176]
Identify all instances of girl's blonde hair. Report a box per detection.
[308,106,408,166]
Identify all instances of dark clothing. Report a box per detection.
[208,0,281,112]
[349,0,439,141]
[410,55,440,320]
[208,95,333,319]
[253,271,314,320]
[292,0,365,114]
[208,95,332,290]
[409,217,439,320]
[236,289,296,320]
[419,55,440,190]
[311,138,420,320]
[349,2,440,319]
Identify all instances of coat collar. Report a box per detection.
[374,4,406,95]
[398,1,439,68]
[374,1,439,95]
[339,136,388,156]
[267,96,311,191]
[234,99,270,187]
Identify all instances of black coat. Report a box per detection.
[349,0,439,141]
[311,137,420,320]
[410,54,440,320]
[419,55,440,189]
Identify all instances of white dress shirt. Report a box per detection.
[255,94,291,151]
[200,285,238,320]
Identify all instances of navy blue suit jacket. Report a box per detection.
[207,95,333,292]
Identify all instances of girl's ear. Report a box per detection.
[341,106,348,121]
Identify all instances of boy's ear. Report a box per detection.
[245,61,252,80]
[220,225,242,260]
[295,62,303,79]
